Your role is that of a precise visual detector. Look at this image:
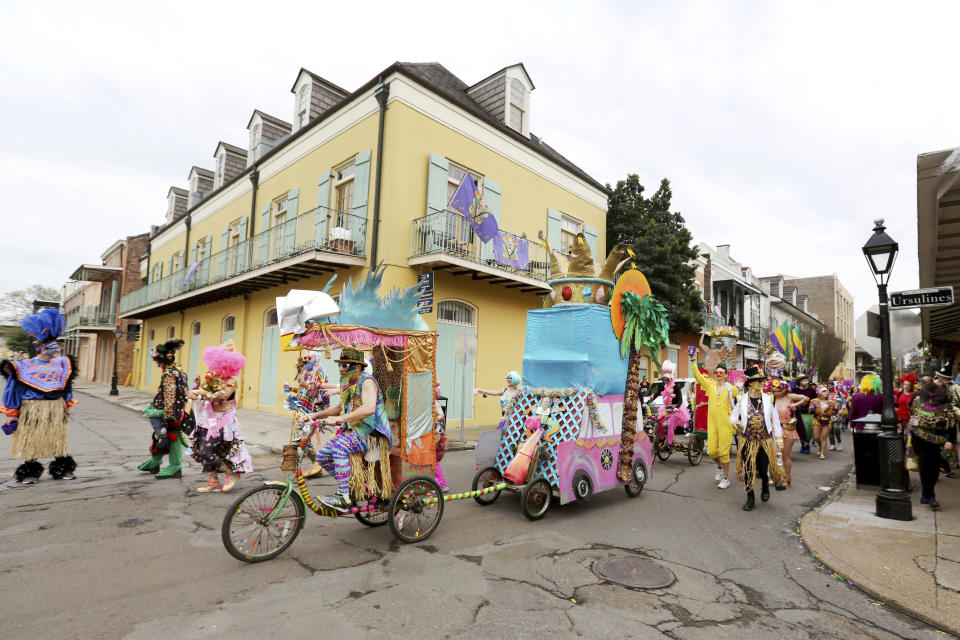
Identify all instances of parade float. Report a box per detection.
[471,236,662,519]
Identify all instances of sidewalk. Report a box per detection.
[801,473,960,635]
[73,380,481,453]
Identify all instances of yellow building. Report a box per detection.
[120,62,608,427]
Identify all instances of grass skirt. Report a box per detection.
[9,399,69,460]
[347,436,393,501]
[736,436,782,491]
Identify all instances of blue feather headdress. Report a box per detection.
[21,307,66,346]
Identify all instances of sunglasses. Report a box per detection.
[338,363,352,370]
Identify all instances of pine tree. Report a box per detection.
[606,175,703,335]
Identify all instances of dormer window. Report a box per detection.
[297,85,310,128]
[249,123,262,161]
[509,78,526,133]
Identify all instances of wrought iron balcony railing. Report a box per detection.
[66,311,115,329]
[119,207,366,314]
[410,210,549,282]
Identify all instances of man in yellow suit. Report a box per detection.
[689,346,739,488]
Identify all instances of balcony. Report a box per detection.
[66,311,116,331]
[119,207,367,319]
[409,210,550,293]
[700,313,762,345]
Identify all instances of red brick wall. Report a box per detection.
[117,233,150,384]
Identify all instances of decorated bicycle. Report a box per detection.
[472,238,666,519]
[221,267,505,562]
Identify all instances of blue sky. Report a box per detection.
[1,0,955,317]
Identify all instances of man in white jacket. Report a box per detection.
[730,365,784,511]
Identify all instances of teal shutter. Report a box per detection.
[425,152,450,251]
[235,217,248,273]
[200,236,212,285]
[583,223,598,261]
[351,151,371,247]
[259,203,271,264]
[480,179,502,263]
[547,209,562,278]
[219,226,229,278]
[316,172,331,249]
[191,244,197,265]
[284,188,299,254]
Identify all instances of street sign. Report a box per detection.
[866,311,881,339]
[889,286,954,309]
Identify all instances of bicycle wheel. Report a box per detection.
[471,466,503,505]
[687,437,704,466]
[222,484,305,563]
[625,459,647,498]
[354,506,389,527]
[655,436,672,461]
[389,477,444,544]
[520,476,552,521]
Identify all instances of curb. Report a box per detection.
[799,483,960,637]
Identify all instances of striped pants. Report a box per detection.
[317,430,368,495]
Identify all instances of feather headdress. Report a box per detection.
[203,341,246,378]
[21,307,65,345]
[859,374,881,395]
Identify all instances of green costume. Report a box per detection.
[139,340,189,479]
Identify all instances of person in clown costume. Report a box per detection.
[1,308,78,484]
[689,346,739,489]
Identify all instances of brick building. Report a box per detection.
[63,233,149,385]
[782,275,855,371]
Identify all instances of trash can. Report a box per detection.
[852,415,882,488]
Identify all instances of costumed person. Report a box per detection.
[434,384,449,492]
[139,339,189,479]
[730,364,784,511]
[689,346,739,489]
[934,361,960,476]
[849,374,883,431]
[308,346,392,509]
[285,352,338,479]
[188,342,253,492]
[475,370,522,417]
[655,360,690,448]
[809,385,838,460]
[0,308,78,484]
[894,372,918,431]
[910,378,956,510]
[792,373,816,454]
[827,381,849,451]
[770,378,808,488]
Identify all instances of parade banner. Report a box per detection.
[492,231,530,270]
[447,172,499,243]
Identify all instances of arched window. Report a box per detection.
[192,321,201,336]
[167,326,175,340]
[437,300,476,326]
[222,315,236,344]
[264,308,278,328]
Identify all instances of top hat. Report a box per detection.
[935,359,954,380]
[335,347,366,366]
[744,364,766,382]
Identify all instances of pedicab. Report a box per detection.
[471,237,667,520]
[221,269,507,562]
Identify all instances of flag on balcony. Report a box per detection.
[183,261,201,286]
[447,172,499,243]
[493,231,530,270]
[769,321,793,359]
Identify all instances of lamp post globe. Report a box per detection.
[861,219,911,521]
[109,326,122,396]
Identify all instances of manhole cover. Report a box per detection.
[592,556,675,589]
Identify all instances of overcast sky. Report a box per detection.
[1,1,953,320]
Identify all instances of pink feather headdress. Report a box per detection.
[203,341,246,378]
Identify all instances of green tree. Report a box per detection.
[606,175,703,335]
[0,284,60,322]
[1,327,33,356]
[808,331,846,382]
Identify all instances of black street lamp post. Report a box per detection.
[861,219,912,521]
[109,326,122,396]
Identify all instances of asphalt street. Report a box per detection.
[0,395,947,640]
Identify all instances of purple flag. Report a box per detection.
[447,172,499,243]
[493,232,530,270]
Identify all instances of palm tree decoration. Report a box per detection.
[610,264,670,482]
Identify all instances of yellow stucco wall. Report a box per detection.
[132,91,606,427]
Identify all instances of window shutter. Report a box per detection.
[351,150,371,219]
[191,243,198,265]
[259,203,271,264]
[426,152,450,250]
[235,217,248,272]
[316,172,332,249]
[480,179,502,263]
[546,208,562,251]
[219,226,229,278]
[284,188,299,254]
[583,223,598,261]
[201,236,212,284]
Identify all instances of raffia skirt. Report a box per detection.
[9,399,69,460]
